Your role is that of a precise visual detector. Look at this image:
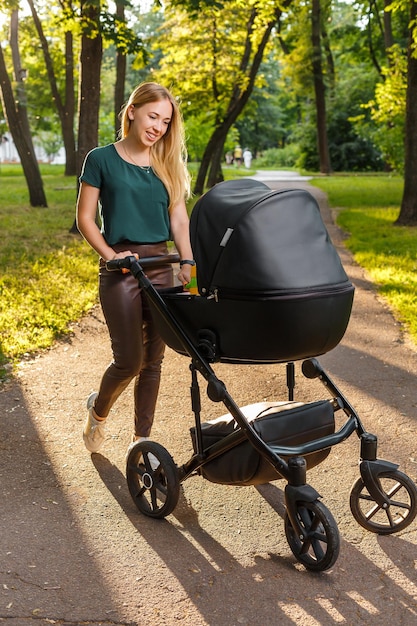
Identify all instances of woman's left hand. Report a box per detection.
[177,265,192,287]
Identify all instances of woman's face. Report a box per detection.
[128,99,173,148]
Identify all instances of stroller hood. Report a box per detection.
[190,179,350,298]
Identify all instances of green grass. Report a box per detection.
[311,175,417,343]
[0,164,97,376]
[310,174,403,209]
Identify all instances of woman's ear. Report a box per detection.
[127,105,135,121]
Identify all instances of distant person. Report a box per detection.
[225,151,233,165]
[76,82,194,457]
[243,148,252,169]
[233,145,242,167]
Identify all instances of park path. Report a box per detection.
[1,171,416,625]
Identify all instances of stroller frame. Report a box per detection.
[108,254,417,572]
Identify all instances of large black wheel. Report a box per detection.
[126,441,180,519]
[284,500,340,572]
[350,470,417,534]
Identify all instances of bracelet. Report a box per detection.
[179,259,196,267]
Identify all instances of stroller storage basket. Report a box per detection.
[190,400,335,485]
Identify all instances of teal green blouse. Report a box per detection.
[79,144,170,245]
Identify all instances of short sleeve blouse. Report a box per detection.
[79,144,170,245]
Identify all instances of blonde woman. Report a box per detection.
[76,82,194,455]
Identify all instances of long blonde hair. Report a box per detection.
[119,82,191,209]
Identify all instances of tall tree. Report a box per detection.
[67,0,102,233]
[76,0,102,176]
[0,9,47,207]
[113,0,128,139]
[156,1,283,193]
[311,0,331,173]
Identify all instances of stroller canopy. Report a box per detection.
[190,179,351,299]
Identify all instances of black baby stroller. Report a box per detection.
[108,179,417,572]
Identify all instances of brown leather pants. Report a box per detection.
[94,242,173,438]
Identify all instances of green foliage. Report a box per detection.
[184,114,216,162]
[153,1,274,120]
[274,0,403,173]
[254,145,301,168]
[35,129,63,162]
[235,53,301,156]
[185,114,239,161]
[16,12,80,131]
[353,46,407,173]
[287,53,384,172]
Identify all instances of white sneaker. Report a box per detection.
[83,392,106,453]
[126,436,159,470]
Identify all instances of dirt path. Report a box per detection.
[1,179,416,626]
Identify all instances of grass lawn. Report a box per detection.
[1,165,416,379]
[311,175,417,344]
[0,164,98,375]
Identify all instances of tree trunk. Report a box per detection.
[207,138,225,187]
[70,0,103,232]
[114,0,126,140]
[114,52,126,140]
[0,12,47,207]
[311,0,331,174]
[383,0,394,52]
[366,1,382,76]
[76,20,102,174]
[197,125,230,192]
[63,30,76,176]
[396,0,417,226]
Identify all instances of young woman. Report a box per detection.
[76,82,194,455]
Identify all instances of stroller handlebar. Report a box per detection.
[105,253,180,272]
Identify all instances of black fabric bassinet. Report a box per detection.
[190,179,351,299]
[153,179,354,363]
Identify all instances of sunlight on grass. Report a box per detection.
[0,165,98,375]
[311,175,403,209]
[0,239,97,359]
[313,177,417,344]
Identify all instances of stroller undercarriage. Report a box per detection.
[108,254,417,572]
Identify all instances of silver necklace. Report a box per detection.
[122,143,152,173]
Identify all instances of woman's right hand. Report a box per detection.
[110,251,139,274]
[109,250,136,261]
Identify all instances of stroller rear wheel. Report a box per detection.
[284,500,340,572]
[126,441,180,519]
[349,469,417,534]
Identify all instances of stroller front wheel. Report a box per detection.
[284,499,340,572]
[126,440,180,519]
[349,469,417,534]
